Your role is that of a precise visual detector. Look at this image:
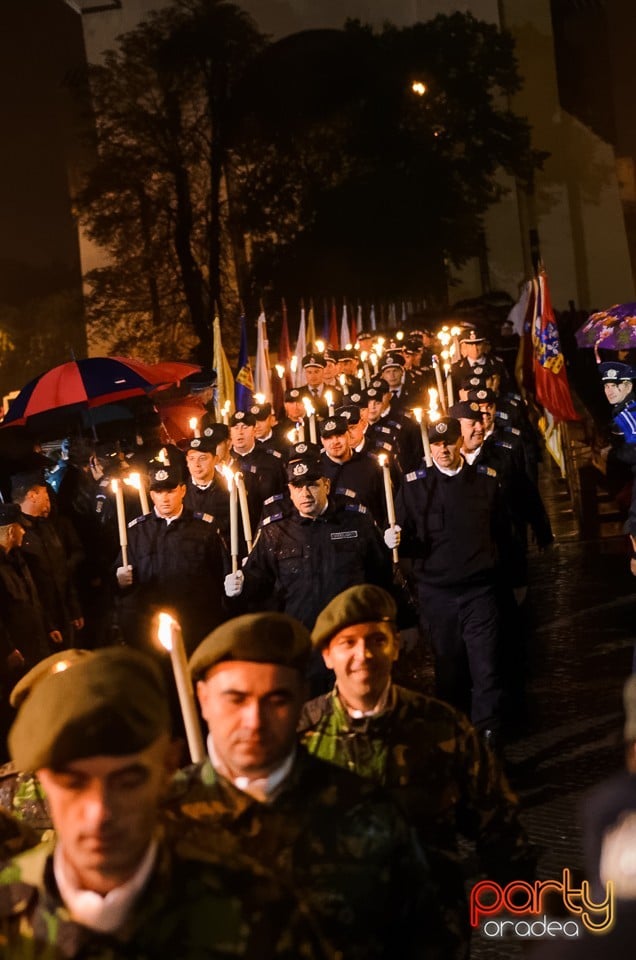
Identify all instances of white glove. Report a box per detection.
[116,565,133,588]
[224,570,245,597]
[384,525,401,550]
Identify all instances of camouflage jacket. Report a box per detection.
[0,837,325,959]
[0,763,51,838]
[299,684,534,879]
[163,747,443,960]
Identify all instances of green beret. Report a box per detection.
[624,675,636,741]
[189,613,311,680]
[10,649,95,709]
[311,585,397,650]
[9,648,169,772]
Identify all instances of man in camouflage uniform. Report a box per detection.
[299,585,536,960]
[0,647,326,959]
[163,612,443,960]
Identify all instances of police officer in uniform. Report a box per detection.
[229,411,286,528]
[598,362,636,576]
[390,417,511,744]
[116,463,229,656]
[319,415,388,524]
[183,433,232,544]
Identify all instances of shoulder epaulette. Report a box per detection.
[345,503,367,514]
[335,487,357,499]
[374,441,393,452]
[386,420,402,431]
[504,426,521,437]
[193,512,215,523]
[128,514,149,528]
[406,467,427,482]
[494,439,513,451]
[261,512,284,526]
[375,426,393,436]
[495,410,509,421]
[266,448,283,459]
[477,465,497,478]
[263,493,284,506]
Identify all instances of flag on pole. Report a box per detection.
[328,299,339,348]
[235,314,254,411]
[292,306,307,386]
[349,303,357,345]
[213,315,235,417]
[532,271,579,422]
[340,303,351,348]
[306,303,317,349]
[254,312,272,402]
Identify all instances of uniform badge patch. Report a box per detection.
[330,530,359,540]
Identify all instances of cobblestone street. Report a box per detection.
[471,463,635,957]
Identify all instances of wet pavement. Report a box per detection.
[471,462,635,957]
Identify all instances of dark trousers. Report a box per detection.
[417,581,501,731]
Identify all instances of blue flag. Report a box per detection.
[234,314,254,411]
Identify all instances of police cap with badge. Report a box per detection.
[284,387,303,403]
[466,387,497,405]
[320,416,349,438]
[9,647,169,771]
[598,362,636,383]
[201,423,229,444]
[302,353,326,369]
[189,612,311,680]
[286,457,324,486]
[186,436,217,454]
[249,402,273,420]
[148,462,184,490]
[335,405,361,424]
[427,416,462,443]
[459,325,488,344]
[288,441,322,463]
[230,410,256,427]
[381,350,405,371]
[450,401,482,422]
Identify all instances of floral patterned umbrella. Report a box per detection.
[575,302,636,349]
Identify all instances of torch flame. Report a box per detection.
[189,417,198,430]
[378,453,387,467]
[158,612,175,652]
[254,393,265,405]
[275,364,285,379]
[315,340,325,353]
[124,472,141,491]
[220,465,235,491]
[428,387,441,423]
[412,406,422,424]
[302,396,314,416]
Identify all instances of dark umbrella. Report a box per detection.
[1,356,199,428]
[575,302,636,350]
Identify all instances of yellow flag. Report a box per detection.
[213,316,235,416]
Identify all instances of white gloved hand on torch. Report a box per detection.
[383,525,401,550]
[224,570,245,597]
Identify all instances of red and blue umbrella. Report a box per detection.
[1,356,200,428]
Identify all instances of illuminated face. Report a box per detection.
[25,484,51,518]
[304,366,324,388]
[230,423,256,454]
[288,477,330,517]
[38,737,170,896]
[382,366,403,389]
[347,420,365,447]
[366,397,387,423]
[462,341,486,361]
[150,484,186,518]
[431,436,463,470]
[322,431,351,462]
[479,403,496,431]
[322,621,399,711]
[186,450,217,485]
[324,360,338,381]
[338,358,357,376]
[459,417,484,452]
[284,401,306,421]
[604,380,633,406]
[197,661,305,778]
[254,416,275,439]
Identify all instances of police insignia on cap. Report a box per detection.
[350,392,361,403]
[191,439,201,448]
[367,388,377,397]
[250,405,259,414]
[470,377,480,386]
[435,422,447,434]
[474,366,484,375]
[477,390,487,400]
[296,443,307,454]
[293,462,309,477]
[155,469,169,481]
[235,411,245,420]
[290,389,299,398]
[341,410,351,420]
[607,369,618,380]
[203,427,213,436]
[470,402,479,411]
[325,420,336,430]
